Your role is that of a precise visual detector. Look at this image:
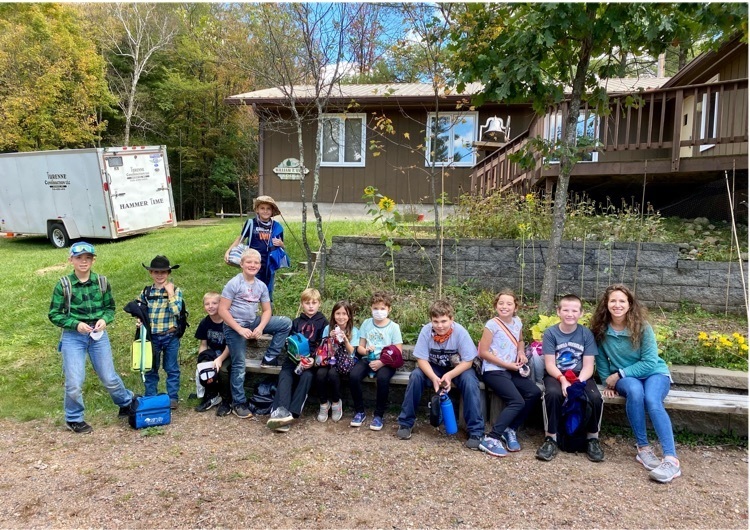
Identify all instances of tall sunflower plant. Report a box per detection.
[363,186,402,289]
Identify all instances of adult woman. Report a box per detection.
[590,284,681,483]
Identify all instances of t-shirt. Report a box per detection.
[323,324,360,346]
[220,274,269,323]
[358,318,402,358]
[195,316,226,353]
[482,316,522,373]
[542,324,598,374]
[413,322,478,368]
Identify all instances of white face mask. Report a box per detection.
[371,309,388,321]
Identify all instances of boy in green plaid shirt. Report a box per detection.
[48,242,134,434]
[138,255,184,409]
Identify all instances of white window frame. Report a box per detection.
[425,111,478,167]
[699,74,720,152]
[320,113,366,167]
[543,110,600,163]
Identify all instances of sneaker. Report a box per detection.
[397,426,412,440]
[501,428,521,452]
[266,407,293,430]
[170,399,179,410]
[636,446,662,471]
[587,438,604,462]
[350,412,366,428]
[479,436,508,457]
[649,457,681,483]
[317,402,331,423]
[369,416,384,431]
[331,400,343,422]
[536,436,558,461]
[465,435,482,450]
[274,424,291,433]
[195,396,222,413]
[66,421,93,434]
[216,402,232,417]
[260,357,279,368]
[118,404,131,419]
[232,402,253,419]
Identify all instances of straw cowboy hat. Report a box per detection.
[142,255,180,271]
[253,196,281,217]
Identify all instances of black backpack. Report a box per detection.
[142,286,190,338]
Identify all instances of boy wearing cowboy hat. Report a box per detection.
[138,255,184,409]
[224,196,285,308]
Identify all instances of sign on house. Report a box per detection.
[273,158,308,180]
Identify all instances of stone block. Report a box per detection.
[669,410,732,436]
[677,260,699,270]
[681,286,733,304]
[661,268,711,286]
[635,285,681,303]
[695,366,748,390]
[709,270,743,288]
[669,365,695,385]
[637,250,679,268]
[708,387,748,395]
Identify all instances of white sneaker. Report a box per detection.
[636,446,661,471]
[649,457,682,483]
[331,400,343,422]
[317,402,331,423]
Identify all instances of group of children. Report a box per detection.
[49,196,681,484]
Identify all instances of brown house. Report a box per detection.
[227,37,747,217]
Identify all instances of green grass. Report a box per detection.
[0,217,746,426]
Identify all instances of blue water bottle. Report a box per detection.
[440,393,458,435]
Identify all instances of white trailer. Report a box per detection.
[0,146,176,247]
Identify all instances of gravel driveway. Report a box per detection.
[1,413,746,529]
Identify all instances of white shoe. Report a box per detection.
[331,400,343,422]
[317,401,331,422]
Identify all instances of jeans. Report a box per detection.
[145,332,181,400]
[315,365,341,403]
[483,369,542,438]
[60,330,133,422]
[274,357,314,416]
[397,365,485,438]
[349,360,396,418]
[615,373,676,457]
[542,375,603,436]
[224,316,292,405]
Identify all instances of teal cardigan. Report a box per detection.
[595,323,670,380]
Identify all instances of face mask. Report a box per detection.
[372,309,388,321]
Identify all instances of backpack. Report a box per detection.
[141,286,190,338]
[60,274,108,314]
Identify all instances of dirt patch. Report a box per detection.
[35,263,68,275]
[0,414,746,529]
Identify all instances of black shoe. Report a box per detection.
[587,437,604,462]
[232,402,253,418]
[195,396,222,413]
[536,436,558,461]
[66,421,93,434]
[170,399,178,410]
[260,357,279,368]
[118,404,131,418]
[216,402,232,417]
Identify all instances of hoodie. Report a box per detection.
[292,311,329,351]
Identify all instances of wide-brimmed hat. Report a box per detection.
[252,195,281,217]
[142,255,180,271]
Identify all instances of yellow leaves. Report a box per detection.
[403,132,410,140]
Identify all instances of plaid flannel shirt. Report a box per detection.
[139,285,183,334]
[48,272,115,330]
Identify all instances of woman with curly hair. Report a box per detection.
[590,284,680,483]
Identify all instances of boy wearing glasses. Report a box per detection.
[48,242,134,434]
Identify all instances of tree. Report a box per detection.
[449,3,747,313]
[0,4,113,151]
[90,3,178,146]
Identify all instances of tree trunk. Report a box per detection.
[313,108,326,293]
[538,33,594,314]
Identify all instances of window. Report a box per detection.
[426,112,478,167]
[320,114,366,167]
[543,110,599,162]
[699,74,720,152]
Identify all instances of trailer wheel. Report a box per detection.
[48,223,70,248]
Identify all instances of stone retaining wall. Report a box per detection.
[327,236,747,312]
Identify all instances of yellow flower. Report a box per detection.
[363,186,376,196]
[378,196,395,212]
[697,332,708,340]
[741,344,749,352]
[525,193,534,203]
[736,335,746,345]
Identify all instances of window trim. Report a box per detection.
[699,74,720,152]
[425,111,478,168]
[320,113,367,167]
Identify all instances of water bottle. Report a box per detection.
[440,393,458,435]
[366,352,377,378]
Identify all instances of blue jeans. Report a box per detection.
[615,373,676,457]
[224,316,292,405]
[145,332,180,400]
[60,330,133,422]
[397,365,485,438]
